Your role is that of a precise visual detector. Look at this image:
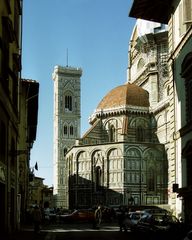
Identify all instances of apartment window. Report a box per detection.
[179,0,192,36]
[14,0,20,42]
[183,141,192,187]
[1,18,10,90]
[0,121,6,163]
[181,52,192,122]
[10,138,16,169]
[183,0,192,24]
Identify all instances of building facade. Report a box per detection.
[0,0,22,233]
[127,19,171,207]
[28,176,54,209]
[52,19,171,212]
[129,0,192,223]
[65,83,168,209]
[52,65,82,208]
[18,79,39,224]
[0,1,39,234]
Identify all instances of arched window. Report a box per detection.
[95,166,102,191]
[64,125,67,135]
[147,167,155,192]
[65,95,72,111]
[69,125,73,135]
[64,147,67,157]
[109,125,115,142]
[137,58,145,70]
[136,126,144,142]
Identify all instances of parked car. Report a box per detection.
[125,211,145,231]
[135,212,184,235]
[184,230,192,240]
[59,209,95,223]
[142,208,170,215]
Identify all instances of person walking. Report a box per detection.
[32,205,42,234]
[118,206,126,232]
[93,205,102,229]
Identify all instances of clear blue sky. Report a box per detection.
[22,0,136,186]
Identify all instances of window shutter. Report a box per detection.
[183,0,192,23]
[179,3,185,36]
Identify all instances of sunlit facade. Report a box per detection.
[65,83,168,209]
[52,65,82,208]
[129,0,192,223]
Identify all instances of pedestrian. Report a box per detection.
[32,205,42,234]
[93,205,102,229]
[118,206,126,232]
[44,207,50,225]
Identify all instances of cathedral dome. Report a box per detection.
[96,82,149,111]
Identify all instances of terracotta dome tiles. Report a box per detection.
[97,83,149,110]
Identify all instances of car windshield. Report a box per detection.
[131,213,141,220]
[140,213,178,224]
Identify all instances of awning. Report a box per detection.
[129,0,172,24]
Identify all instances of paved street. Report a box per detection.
[4,222,187,240]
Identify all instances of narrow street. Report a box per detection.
[5,222,186,240]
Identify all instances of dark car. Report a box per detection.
[136,212,184,234]
[59,209,95,223]
[126,211,145,231]
[184,230,192,240]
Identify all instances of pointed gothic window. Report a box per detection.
[109,125,115,142]
[70,125,73,135]
[65,95,72,111]
[95,166,102,191]
[147,167,155,192]
[136,126,144,142]
[137,58,145,70]
[64,125,67,135]
[64,147,67,157]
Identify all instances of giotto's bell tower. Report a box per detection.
[52,65,82,208]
